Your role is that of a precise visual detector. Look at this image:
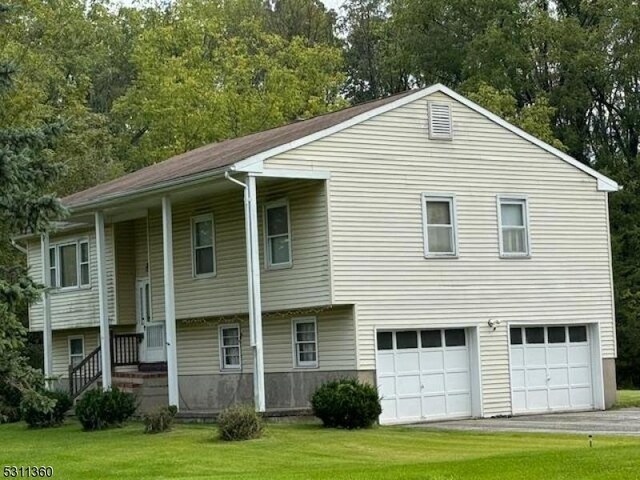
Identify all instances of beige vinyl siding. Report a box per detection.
[148,179,330,323]
[134,217,149,279]
[28,227,117,331]
[176,306,355,375]
[265,91,615,416]
[51,328,99,377]
[115,222,136,325]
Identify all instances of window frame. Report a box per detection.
[218,323,242,371]
[497,194,531,258]
[264,198,293,270]
[421,193,458,258]
[50,239,91,291]
[292,317,318,368]
[68,335,85,367]
[191,213,216,278]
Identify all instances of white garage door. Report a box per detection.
[510,325,594,414]
[376,329,472,424]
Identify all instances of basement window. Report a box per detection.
[219,324,241,370]
[293,317,317,368]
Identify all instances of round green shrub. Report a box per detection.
[311,378,382,429]
[21,390,72,428]
[76,387,137,431]
[217,405,263,441]
[143,405,178,434]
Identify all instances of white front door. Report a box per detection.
[136,278,166,363]
[510,325,594,414]
[376,328,473,425]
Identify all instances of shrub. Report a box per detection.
[0,383,23,424]
[21,390,71,428]
[217,405,263,441]
[143,405,178,434]
[311,378,382,429]
[76,387,137,431]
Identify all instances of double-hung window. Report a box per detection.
[422,194,457,256]
[265,199,292,269]
[191,214,216,277]
[50,240,90,289]
[219,324,241,370]
[293,318,318,368]
[498,196,530,257]
[68,336,84,367]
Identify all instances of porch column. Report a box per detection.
[246,175,266,412]
[95,211,112,389]
[162,196,180,409]
[40,233,53,389]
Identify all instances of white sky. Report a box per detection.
[115,0,346,13]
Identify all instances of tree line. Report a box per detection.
[1,0,639,387]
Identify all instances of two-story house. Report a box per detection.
[19,84,619,425]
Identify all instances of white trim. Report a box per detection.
[421,193,458,257]
[292,316,318,368]
[232,84,619,192]
[67,335,85,367]
[264,198,293,270]
[49,238,91,291]
[190,213,216,278]
[247,168,331,180]
[95,211,112,390]
[497,194,531,258]
[40,233,53,388]
[162,196,179,408]
[427,101,453,140]
[604,194,617,358]
[218,323,242,371]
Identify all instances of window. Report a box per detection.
[547,326,566,344]
[396,331,418,349]
[510,327,523,345]
[569,326,587,343]
[421,330,442,348]
[50,240,90,289]
[428,101,453,140]
[68,336,84,367]
[445,329,466,347]
[293,318,317,367]
[377,332,393,350]
[219,324,241,370]
[265,199,292,269]
[525,327,544,344]
[191,214,216,277]
[498,196,530,256]
[422,194,457,256]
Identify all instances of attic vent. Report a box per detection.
[428,102,453,140]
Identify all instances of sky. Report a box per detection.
[115,0,346,13]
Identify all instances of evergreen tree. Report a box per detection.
[0,4,65,422]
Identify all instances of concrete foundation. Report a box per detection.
[603,358,617,409]
[178,370,365,411]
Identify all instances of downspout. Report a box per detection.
[225,172,266,412]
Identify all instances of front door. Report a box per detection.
[136,278,166,363]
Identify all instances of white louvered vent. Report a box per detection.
[428,102,453,140]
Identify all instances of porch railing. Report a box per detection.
[68,332,144,400]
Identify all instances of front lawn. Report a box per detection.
[616,390,640,409]
[1,422,639,479]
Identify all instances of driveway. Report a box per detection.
[415,408,640,436]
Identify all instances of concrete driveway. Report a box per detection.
[415,408,640,436]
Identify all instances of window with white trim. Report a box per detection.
[191,214,216,277]
[219,324,241,370]
[422,194,457,256]
[498,196,529,256]
[50,240,90,289]
[265,199,292,268]
[293,318,317,367]
[68,336,84,367]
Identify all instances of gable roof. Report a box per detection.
[64,84,618,211]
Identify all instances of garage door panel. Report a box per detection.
[380,399,397,422]
[444,349,468,369]
[447,393,471,415]
[397,398,422,420]
[396,352,420,372]
[571,387,593,407]
[548,367,569,387]
[422,395,447,418]
[547,347,568,366]
[526,368,548,388]
[570,366,591,385]
[568,345,590,364]
[377,376,396,397]
[377,354,395,374]
[525,347,546,366]
[422,373,444,393]
[447,371,470,391]
[396,375,421,395]
[511,369,525,388]
[513,391,526,411]
[526,389,548,410]
[549,388,570,408]
[420,350,444,371]
[510,348,524,367]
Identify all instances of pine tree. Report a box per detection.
[0,4,66,422]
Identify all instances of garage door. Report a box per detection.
[376,329,472,424]
[510,325,594,414]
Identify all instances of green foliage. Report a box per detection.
[143,405,178,434]
[217,404,264,441]
[311,378,381,429]
[21,390,71,428]
[75,388,137,431]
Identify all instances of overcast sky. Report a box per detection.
[116,0,346,13]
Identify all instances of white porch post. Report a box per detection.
[162,196,180,409]
[40,233,53,389]
[246,175,266,412]
[95,211,112,390]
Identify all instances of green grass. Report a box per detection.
[616,390,640,409]
[1,422,640,479]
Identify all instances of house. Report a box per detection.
[20,84,619,425]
